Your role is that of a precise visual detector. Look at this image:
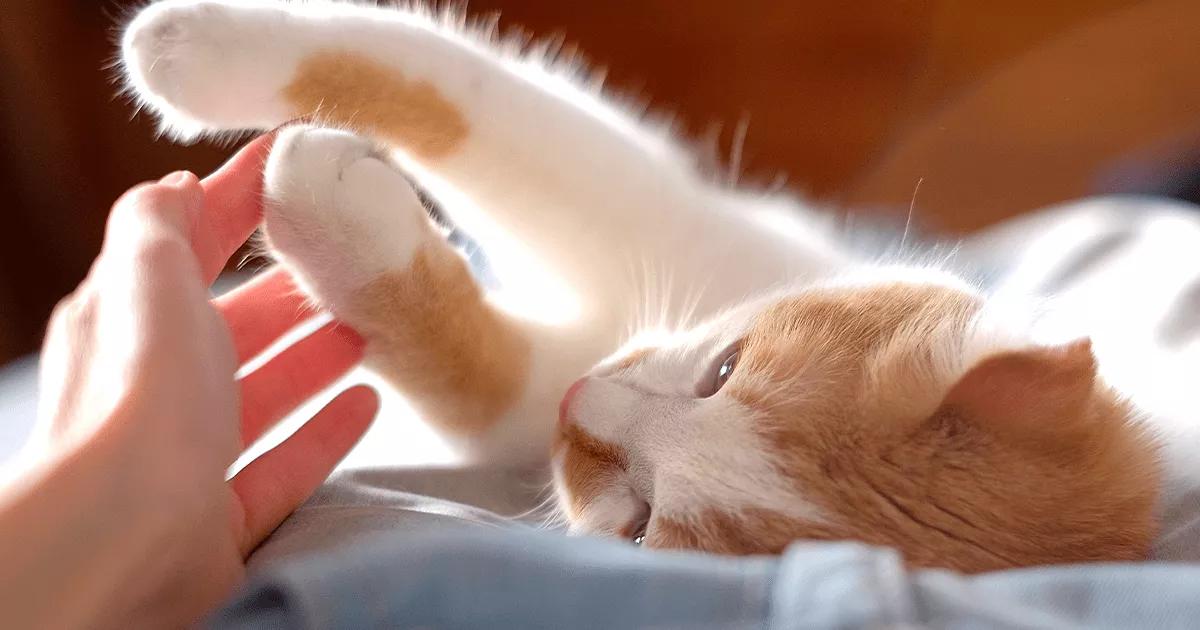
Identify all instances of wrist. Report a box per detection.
[0,419,186,628]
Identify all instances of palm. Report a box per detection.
[94,134,376,609]
[192,136,377,559]
[30,134,376,626]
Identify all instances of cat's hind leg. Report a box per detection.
[263,126,583,464]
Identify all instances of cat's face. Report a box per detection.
[553,272,1162,572]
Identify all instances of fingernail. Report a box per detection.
[159,170,193,187]
[159,171,203,218]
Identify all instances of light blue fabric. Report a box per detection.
[205,196,1200,629]
[209,529,1200,629]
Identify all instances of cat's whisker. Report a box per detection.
[647,257,660,332]
[727,115,750,187]
[900,176,924,252]
[617,252,643,346]
[505,482,564,527]
[675,280,709,332]
[657,264,675,331]
[638,255,653,336]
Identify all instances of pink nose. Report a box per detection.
[559,377,588,426]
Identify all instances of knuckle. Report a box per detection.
[48,286,95,330]
[133,232,194,270]
[134,184,184,216]
[47,294,77,326]
[112,182,190,227]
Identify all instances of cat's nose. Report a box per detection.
[558,377,589,426]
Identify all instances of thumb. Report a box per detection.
[103,172,204,256]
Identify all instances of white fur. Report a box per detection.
[120,0,1076,539]
[121,0,841,325]
[562,303,827,538]
[263,127,432,303]
[120,0,847,465]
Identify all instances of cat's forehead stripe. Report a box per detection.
[609,346,655,373]
[743,283,982,353]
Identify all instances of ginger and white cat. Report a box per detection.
[120,0,1161,572]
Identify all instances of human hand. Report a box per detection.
[5,134,378,628]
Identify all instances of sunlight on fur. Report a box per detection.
[120,0,1167,573]
[390,156,582,326]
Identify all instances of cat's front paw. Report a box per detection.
[263,126,434,305]
[121,0,296,135]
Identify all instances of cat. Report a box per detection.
[120,0,1161,573]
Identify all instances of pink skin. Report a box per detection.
[559,377,588,426]
[0,133,379,628]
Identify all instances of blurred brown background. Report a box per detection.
[2,0,1199,367]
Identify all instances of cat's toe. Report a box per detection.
[263,126,432,303]
[121,0,292,135]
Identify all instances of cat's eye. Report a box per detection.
[699,344,742,397]
[713,350,739,393]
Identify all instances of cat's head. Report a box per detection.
[552,270,1161,572]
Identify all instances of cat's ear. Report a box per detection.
[936,339,1099,443]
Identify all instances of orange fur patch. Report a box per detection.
[346,243,529,435]
[556,281,1162,571]
[555,422,628,518]
[283,50,469,159]
[598,346,654,376]
[731,284,980,412]
[722,283,1161,572]
[651,507,846,554]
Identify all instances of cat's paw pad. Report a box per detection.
[263,126,432,303]
[121,0,292,133]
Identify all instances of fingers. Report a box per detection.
[194,133,276,283]
[230,384,379,556]
[103,172,204,258]
[238,321,365,446]
[102,133,273,286]
[214,267,319,364]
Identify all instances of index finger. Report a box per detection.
[192,133,276,283]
